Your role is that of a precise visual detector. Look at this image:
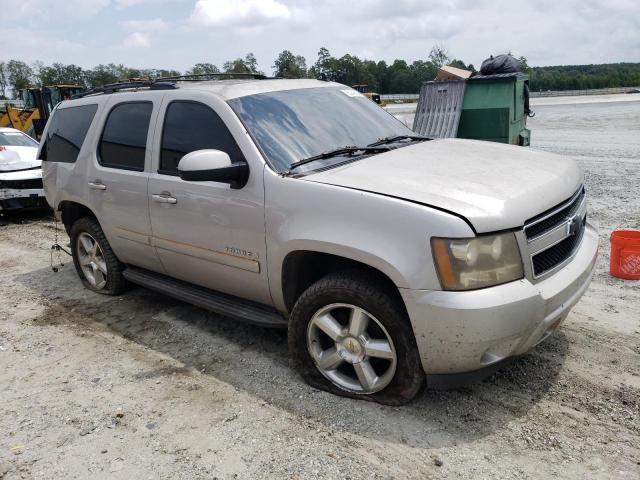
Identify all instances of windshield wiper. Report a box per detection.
[367,134,430,147]
[285,146,391,174]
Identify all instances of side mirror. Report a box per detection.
[177,149,249,189]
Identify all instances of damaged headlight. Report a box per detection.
[431,232,523,290]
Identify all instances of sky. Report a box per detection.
[2,0,639,73]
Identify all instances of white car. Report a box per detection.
[0,127,47,212]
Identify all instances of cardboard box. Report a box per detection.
[435,65,472,81]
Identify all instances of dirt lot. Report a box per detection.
[1,96,639,479]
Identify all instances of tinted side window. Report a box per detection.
[43,104,98,163]
[160,101,245,174]
[99,102,152,171]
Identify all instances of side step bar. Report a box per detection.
[123,267,288,328]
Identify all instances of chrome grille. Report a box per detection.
[524,186,587,279]
[525,186,585,240]
[532,216,586,276]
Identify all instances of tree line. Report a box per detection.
[1,47,639,99]
[526,63,640,91]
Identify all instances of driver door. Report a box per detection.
[147,96,271,305]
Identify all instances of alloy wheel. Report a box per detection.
[306,303,397,394]
[76,232,108,289]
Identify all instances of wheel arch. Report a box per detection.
[280,250,406,314]
[58,200,99,235]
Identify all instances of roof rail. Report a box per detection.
[156,73,268,81]
[70,73,271,99]
[71,80,177,99]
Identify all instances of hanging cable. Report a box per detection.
[50,216,71,272]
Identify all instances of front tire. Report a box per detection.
[70,217,126,295]
[289,272,424,405]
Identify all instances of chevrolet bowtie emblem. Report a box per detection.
[566,215,581,237]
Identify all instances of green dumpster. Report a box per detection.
[457,72,531,146]
[412,72,532,146]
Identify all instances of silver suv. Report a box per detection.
[40,76,598,404]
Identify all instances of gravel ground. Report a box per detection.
[1,95,639,479]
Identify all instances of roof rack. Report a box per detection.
[155,73,268,81]
[71,80,176,99]
[70,73,272,99]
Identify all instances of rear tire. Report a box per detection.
[70,217,126,295]
[289,272,424,405]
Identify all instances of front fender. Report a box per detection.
[264,170,474,311]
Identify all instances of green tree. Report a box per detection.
[306,65,318,79]
[0,62,8,99]
[224,53,263,75]
[330,54,377,87]
[3,55,639,97]
[121,66,142,79]
[428,45,450,68]
[224,58,250,73]
[86,64,120,87]
[518,56,530,73]
[527,62,640,91]
[314,47,332,75]
[36,62,85,87]
[448,59,469,71]
[244,53,260,74]
[186,63,220,75]
[273,50,307,78]
[375,60,390,93]
[149,69,182,79]
[6,60,34,97]
[411,60,438,89]
[363,60,380,91]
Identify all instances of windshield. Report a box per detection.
[22,90,37,110]
[0,131,39,147]
[228,86,414,173]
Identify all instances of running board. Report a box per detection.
[122,267,288,328]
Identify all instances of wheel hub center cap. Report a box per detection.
[337,336,364,364]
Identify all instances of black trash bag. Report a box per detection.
[480,54,520,75]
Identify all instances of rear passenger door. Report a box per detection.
[85,95,164,273]
[147,95,271,305]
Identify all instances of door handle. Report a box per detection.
[152,194,177,204]
[88,181,106,190]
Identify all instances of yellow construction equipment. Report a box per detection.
[352,85,386,106]
[0,85,83,139]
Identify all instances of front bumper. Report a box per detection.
[0,188,47,211]
[401,223,598,374]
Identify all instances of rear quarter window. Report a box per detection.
[98,102,152,171]
[42,104,98,163]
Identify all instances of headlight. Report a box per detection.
[431,232,523,290]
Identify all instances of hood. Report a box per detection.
[303,139,583,233]
[0,146,41,172]
[0,166,42,182]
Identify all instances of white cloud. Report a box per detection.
[191,0,291,27]
[2,0,640,73]
[124,32,151,47]
[121,18,166,32]
[2,0,110,20]
[120,18,166,49]
[115,0,181,7]
[1,27,85,64]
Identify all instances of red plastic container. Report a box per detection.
[610,230,640,280]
